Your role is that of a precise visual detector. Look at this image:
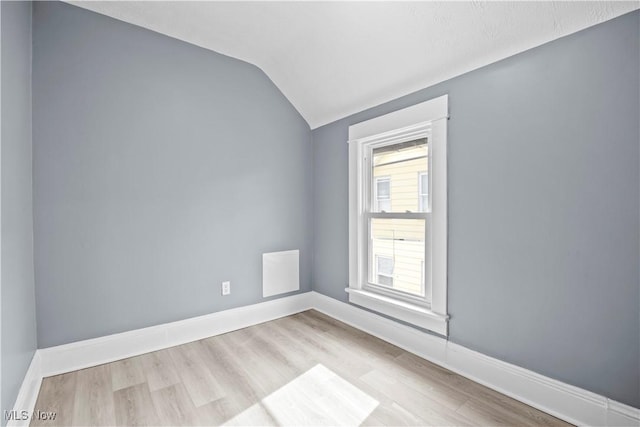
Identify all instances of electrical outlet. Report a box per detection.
[221,281,231,296]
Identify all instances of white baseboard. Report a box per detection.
[608,401,640,426]
[7,352,43,427]
[9,292,313,426]
[310,291,640,427]
[38,292,314,377]
[10,290,639,427]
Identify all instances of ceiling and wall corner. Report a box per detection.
[66,1,639,129]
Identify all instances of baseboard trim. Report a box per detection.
[310,291,640,427]
[39,292,314,377]
[608,401,640,426]
[9,292,313,426]
[11,290,639,427]
[7,352,43,427]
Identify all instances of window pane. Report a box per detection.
[372,139,427,213]
[378,199,391,212]
[369,218,425,297]
[376,255,393,275]
[376,179,390,198]
[375,178,391,212]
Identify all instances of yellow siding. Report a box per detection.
[373,157,427,213]
[372,239,424,295]
[371,218,424,241]
[370,218,425,296]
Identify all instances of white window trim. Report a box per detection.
[347,95,449,336]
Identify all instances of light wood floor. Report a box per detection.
[32,310,571,426]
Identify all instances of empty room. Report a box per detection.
[1,1,639,426]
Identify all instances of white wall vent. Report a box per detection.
[262,250,300,298]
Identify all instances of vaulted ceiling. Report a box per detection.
[68,1,638,129]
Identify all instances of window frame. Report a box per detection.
[347,95,449,336]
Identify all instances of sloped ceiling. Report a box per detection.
[68,1,638,129]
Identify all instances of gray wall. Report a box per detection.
[1,1,37,421]
[33,1,312,348]
[313,11,640,408]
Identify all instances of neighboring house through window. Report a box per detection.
[374,177,391,212]
[375,255,394,286]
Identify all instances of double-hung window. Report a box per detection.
[347,95,449,335]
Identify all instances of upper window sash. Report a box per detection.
[366,136,429,215]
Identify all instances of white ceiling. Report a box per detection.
[68,1,638,129]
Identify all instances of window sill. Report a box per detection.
[345,288,449,336]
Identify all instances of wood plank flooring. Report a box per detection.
[31,310,571,426]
